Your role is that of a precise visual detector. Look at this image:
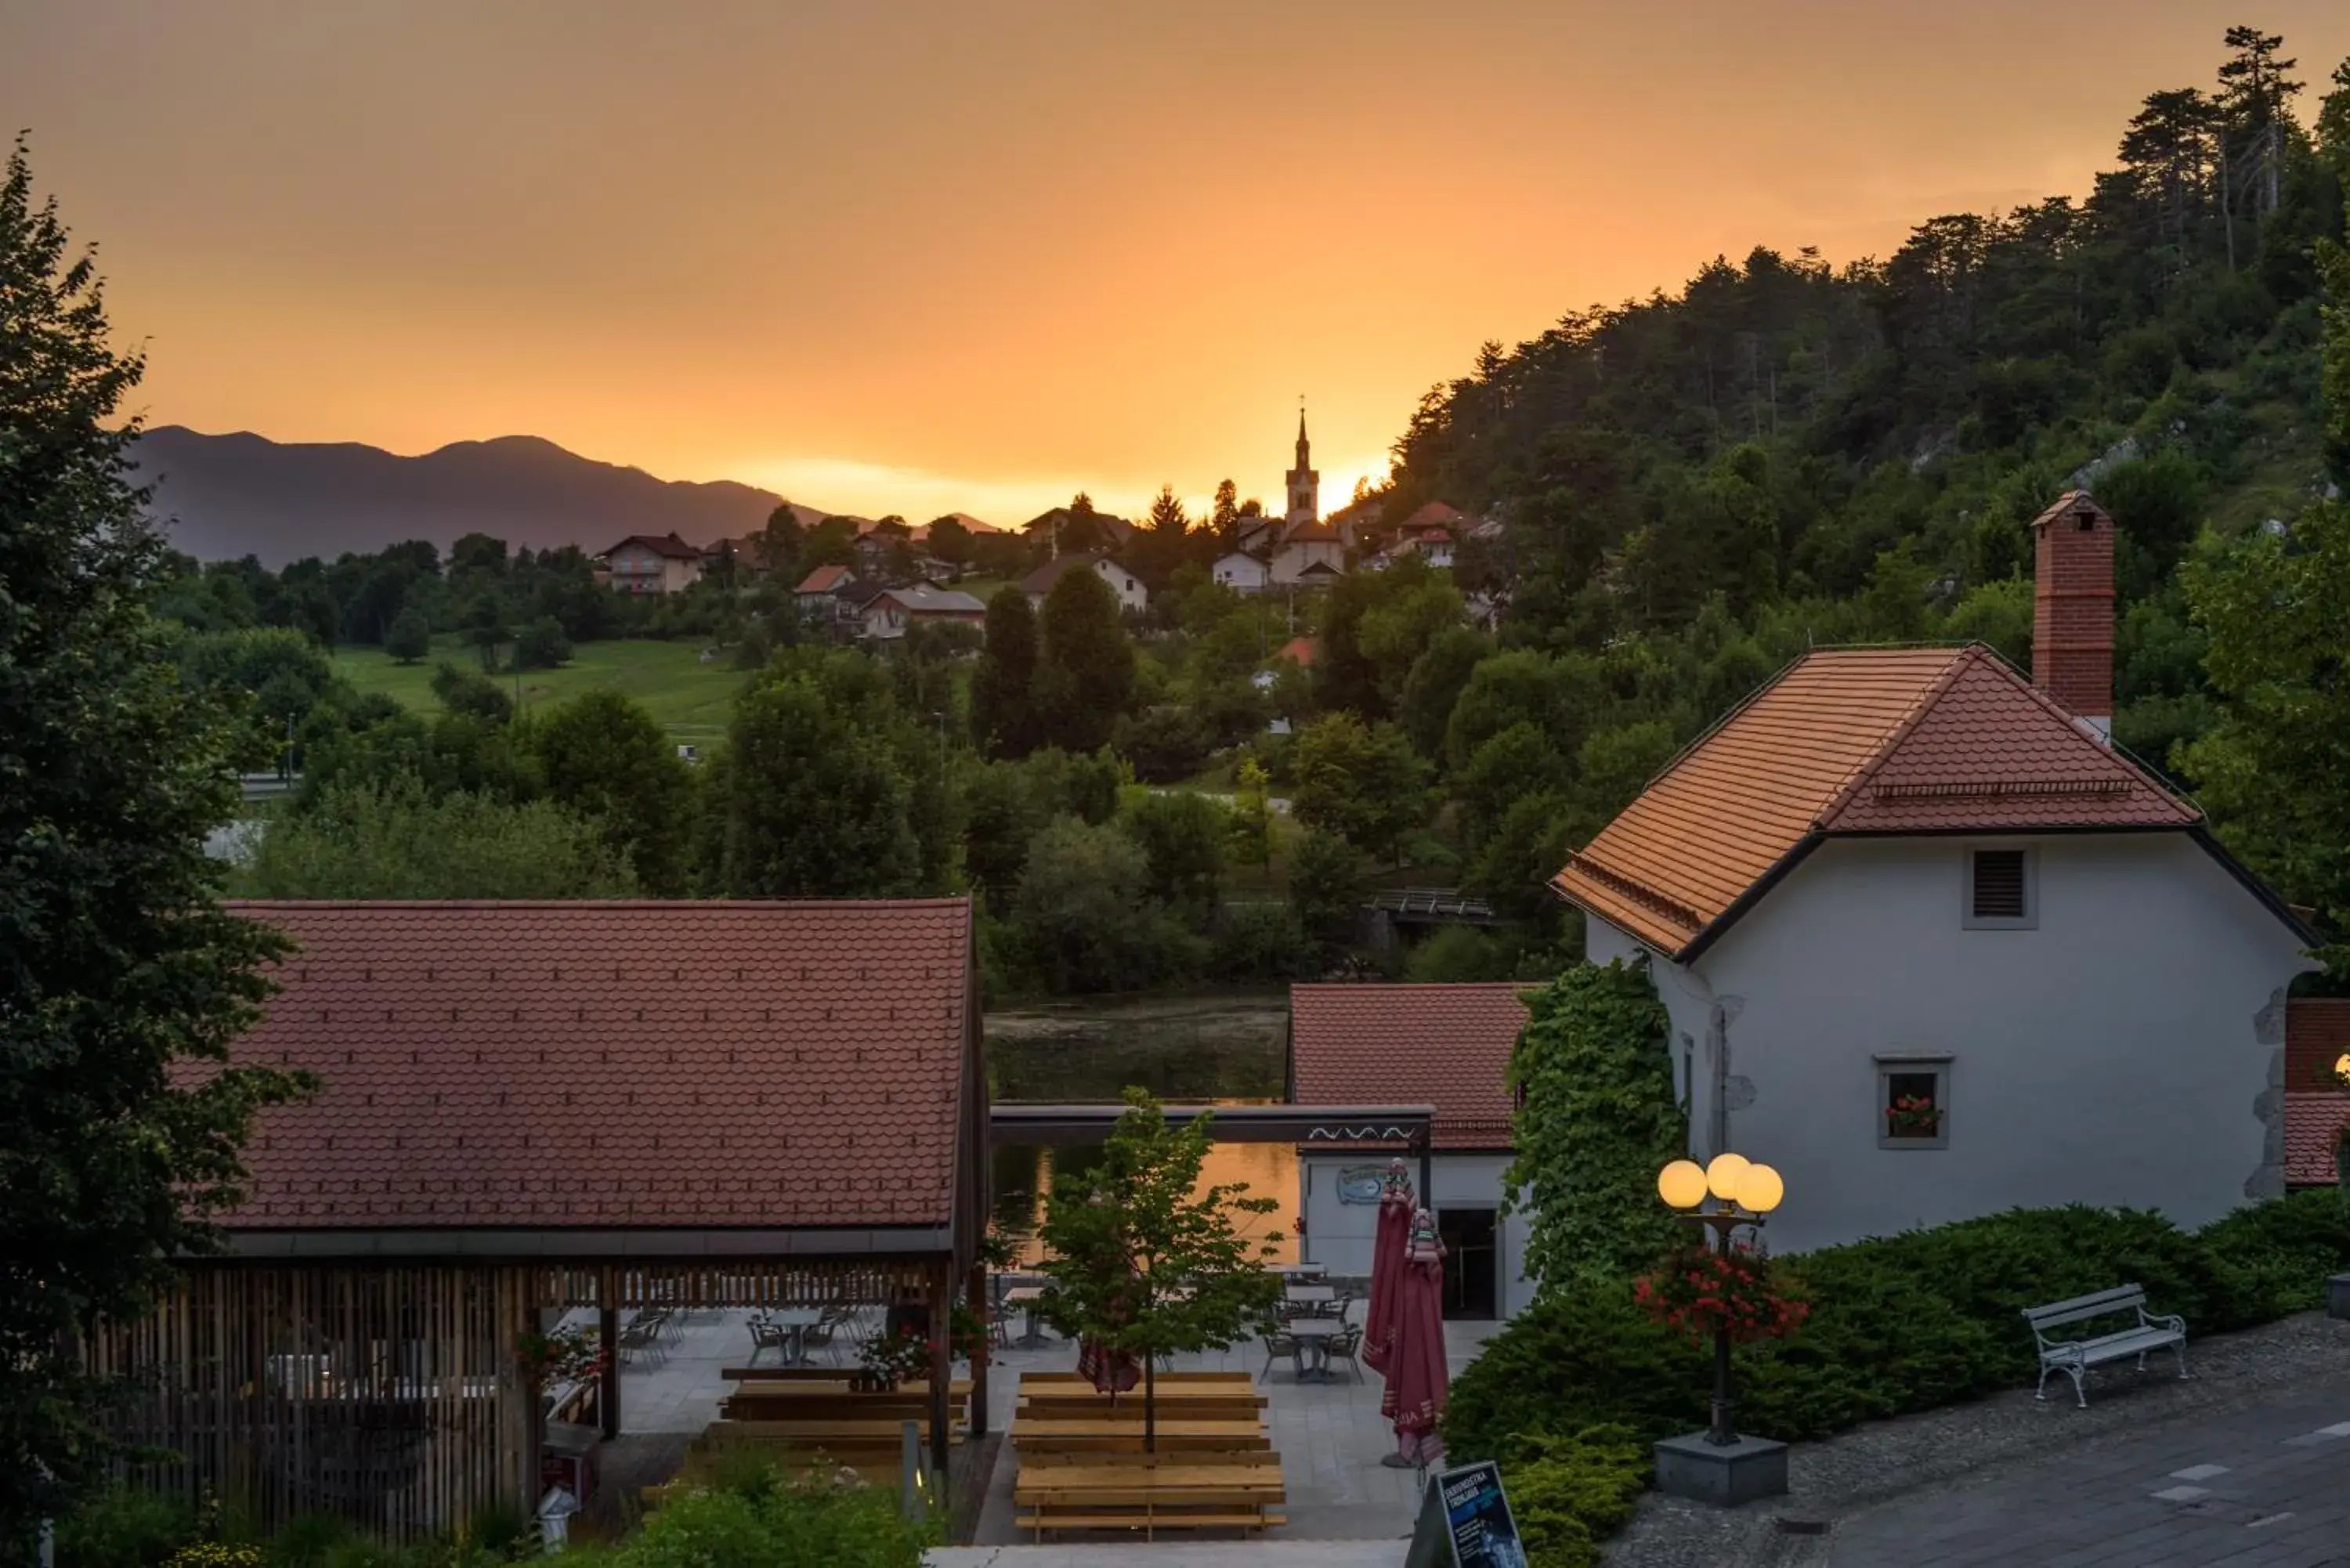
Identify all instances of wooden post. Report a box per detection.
[598,1267,620,1441]
[964,1263,990,1438]
[927,1261,953,1474]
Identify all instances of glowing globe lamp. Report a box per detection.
[1738,1163,1785,1215]
[1658,1159,1708,1210]
[1705,1152,1751,1202]
[2334,1050,2350,1088]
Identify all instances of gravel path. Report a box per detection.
[1603,1311,2350,1567]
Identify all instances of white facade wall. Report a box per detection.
[1270,539,1344,585]
[1589,833,2307,1254]
[1093,559,1148,613]
[1296,1151,1537,1319]
[1214,554,1269,593]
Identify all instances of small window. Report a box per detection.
[1876,1057,1950,1150]
[1965,848,2035,928]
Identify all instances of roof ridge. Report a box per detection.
[1813,645,1978,829]
[226,897,974,912]
[1964,647,2202,822]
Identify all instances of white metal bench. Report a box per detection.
[2021,1284,2188,1407]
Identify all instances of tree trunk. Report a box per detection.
[1144,1350,1158,1454]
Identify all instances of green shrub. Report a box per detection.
[55,1484,196,1568]
[613,1456,935,1568]
[1495,1424,1650,1568]
[1450,1192,2350,1541]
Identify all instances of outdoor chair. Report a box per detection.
[1322,1324,1365,1382]
[1256,1325,1299,1382]
[745,1315,786,1366]
[804,1306,848,1364]
[616,1318,663,1369]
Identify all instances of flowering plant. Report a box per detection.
[1634,1242,1809,1346]
[859,1328,931,1388]
[1885,1094,1941,1136]
[515,1323,604,1385]
[167,1548,262,1568]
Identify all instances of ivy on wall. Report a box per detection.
[1502,959,1687,1288]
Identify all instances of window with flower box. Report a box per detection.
[1875,1053,1950,1149]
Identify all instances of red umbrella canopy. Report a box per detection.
[1379,1205,1448,1468]
[1361,1160,1415,1373]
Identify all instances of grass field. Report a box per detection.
[334,637,747,741]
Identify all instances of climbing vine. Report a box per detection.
[1501,959,1686,1288]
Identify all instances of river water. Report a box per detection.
[985,988,1300,1264]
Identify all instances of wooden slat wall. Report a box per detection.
[85,1263,539,1545]
[85,1255,950,1543]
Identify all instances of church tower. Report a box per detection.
[1285,409,1319,529]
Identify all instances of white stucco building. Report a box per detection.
[595,533,708,594]
[1552,492,2316,1254]
[1289,984,1538,1321]
[1213,551,1271,593]
[1020,551,1148,615]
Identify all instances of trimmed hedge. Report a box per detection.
[1447,1193,2350,1561]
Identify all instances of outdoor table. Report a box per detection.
[1003,1286,1050,1349]
[1282,1284,1336,1315]
[1284,1317,1347,1382]
[1268,1263,1325,1280]
[772,1306,824,1366]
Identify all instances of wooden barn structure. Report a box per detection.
[87,898,989,1541]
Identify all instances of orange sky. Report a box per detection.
[8,2,2348,523]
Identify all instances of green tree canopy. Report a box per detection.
[0,140,309,1541]
[720,666,924,898]
[1035,565,1135,753]
[237,775,639,898]
[1290,712,1433,862]
[971,585,1040,758]
[528,689,696,894]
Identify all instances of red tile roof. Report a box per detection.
[1398,501,1467,533]
[795,564,853,594]
[1275,636,1318,669]
[1289,983,1528,1150]
[219,900,974,1234]
[2283,1092,2348,1187]
[1553,645,2204,956]
[599,532,706,561]
[2287,998,2350,1091]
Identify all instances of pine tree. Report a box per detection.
[0,139,311,1541]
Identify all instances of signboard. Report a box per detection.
[1405,1460,1527,1568]
[1336,1165,1387,1205]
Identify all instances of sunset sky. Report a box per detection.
[8,2,2348,522]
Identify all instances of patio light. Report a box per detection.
[1705,1152,1750,1201]
[1657,1159,1708,1209]
[1736,1164,1784,1215]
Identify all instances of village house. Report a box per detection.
[594,532,708,594]
[1213,550,1271,594]
[1020,551,1149,615]
[859,581,988,640]
[1288,984,1538,1321]
[91,899,989,1541]
[1551,491,2318,1253]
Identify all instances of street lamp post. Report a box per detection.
[1657,1153,1784,1449]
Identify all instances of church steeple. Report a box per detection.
[1285,403,1319,529]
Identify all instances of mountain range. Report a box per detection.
[128,426,845,566]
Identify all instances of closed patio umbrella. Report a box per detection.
[1361,1158,1414,1374]
[1379,1204,1448,1469]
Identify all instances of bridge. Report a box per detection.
[1365,887,1502,927]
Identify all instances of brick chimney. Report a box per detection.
[2030,490,2115,741]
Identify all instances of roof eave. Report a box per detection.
[2186,824,2322,947]
[1677,833,1828,963]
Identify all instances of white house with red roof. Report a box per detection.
[595,532,709,594]
[1552,492,2318,1252]
[1288,983,1538,1320]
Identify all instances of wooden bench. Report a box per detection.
[1020,1371,1253,1387]
[1018,1391,1267,1421]
[1011,1417,1268,1454]
[1014,1454,1286,1541]
[2023,1284,2189,1407]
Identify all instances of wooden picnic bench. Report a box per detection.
[2023,1284,2189,1407]
[719,1377,972,1425]
[1012,1418,1268,1454]
[1018,1370,1255,1388]
[1014,1452,1286,1541]
[1018,1390,1267,1421]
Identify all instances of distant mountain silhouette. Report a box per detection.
[129,426,841,565]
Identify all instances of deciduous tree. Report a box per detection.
[0,140,309,1541]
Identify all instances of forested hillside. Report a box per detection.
[1381,27,2346,776]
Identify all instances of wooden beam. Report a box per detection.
[965,1263,990,1439]
[928,1261,953,1476]
[598,1266,620,1441]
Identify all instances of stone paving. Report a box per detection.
[1817,1388,2350,1568]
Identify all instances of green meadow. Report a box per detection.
[333,637,747,742]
